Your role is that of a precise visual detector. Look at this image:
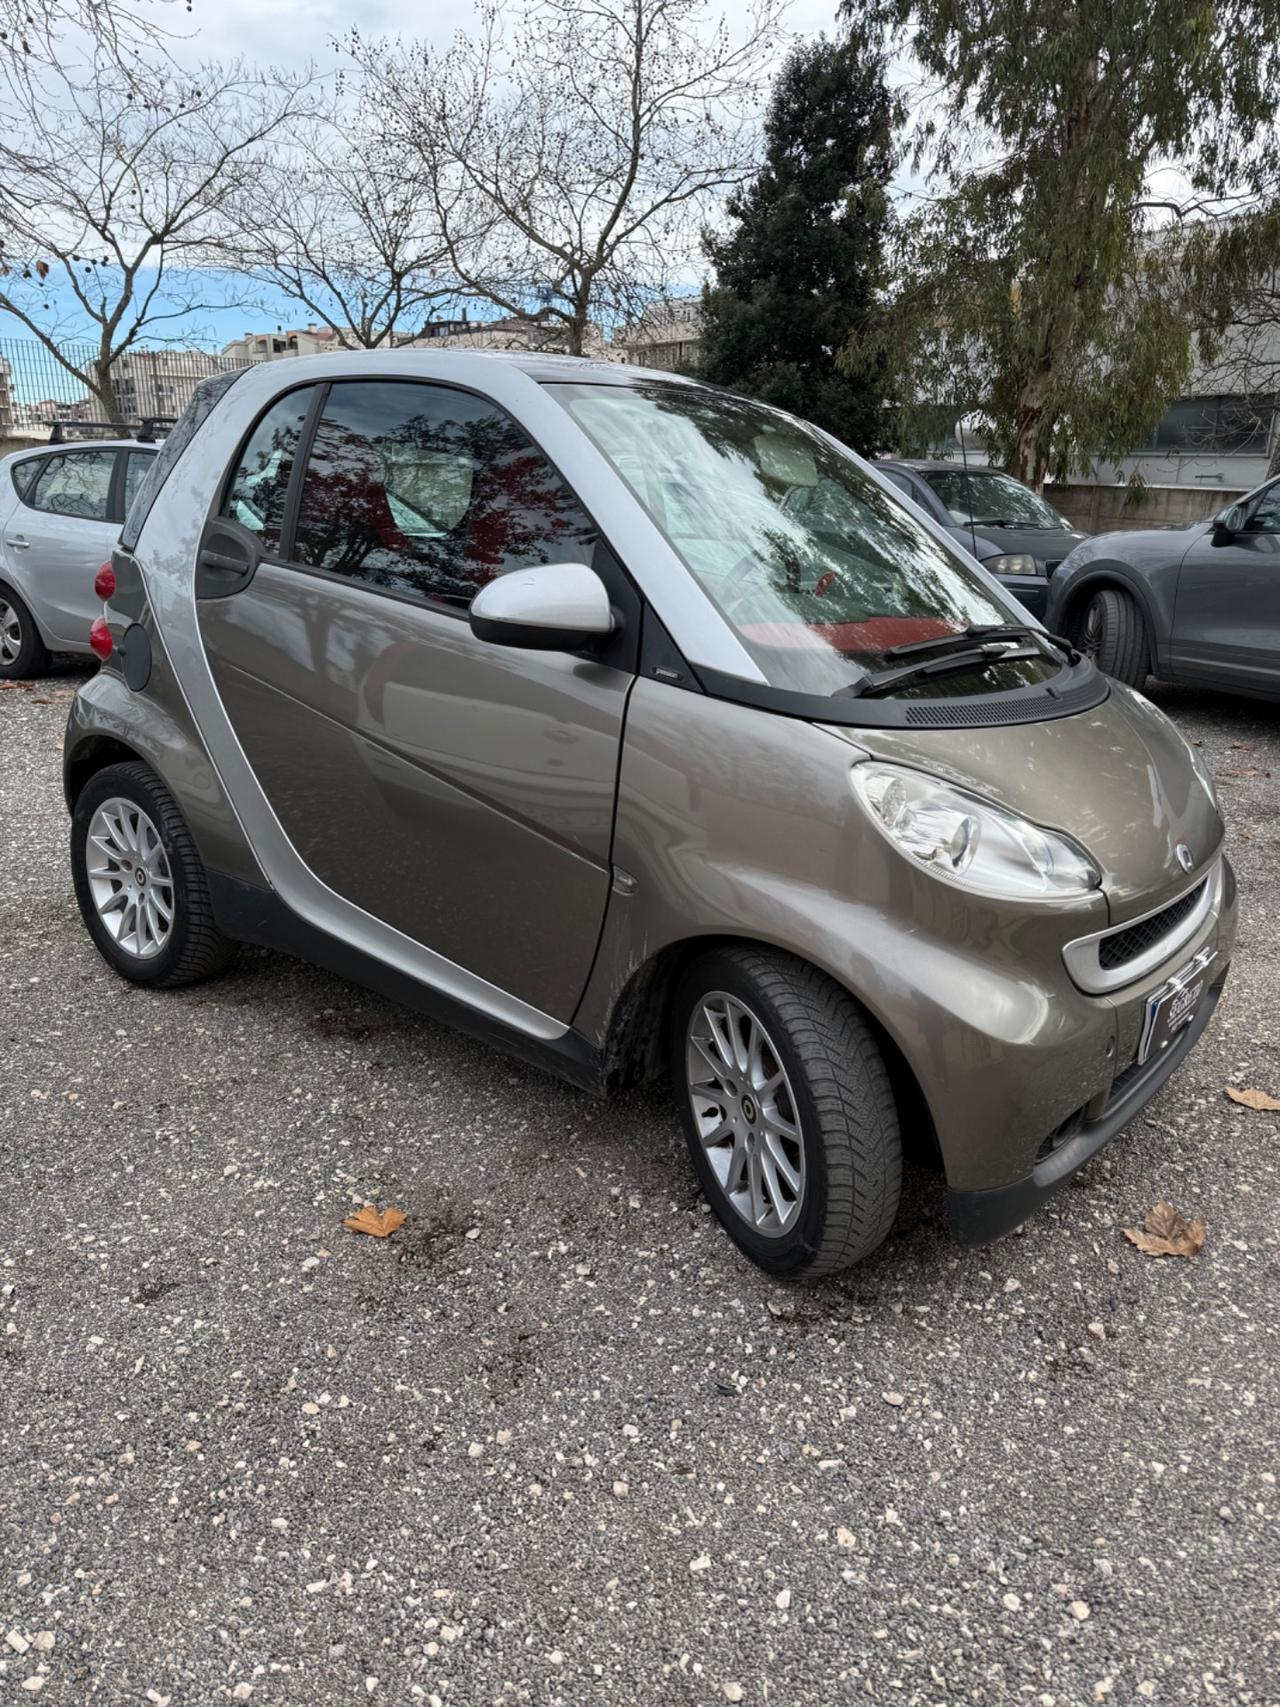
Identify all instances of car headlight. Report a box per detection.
[984,552,1040,577]
[852,762,1100,898]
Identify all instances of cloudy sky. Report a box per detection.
[177,0,846,70]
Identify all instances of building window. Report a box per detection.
[1145,395,1276,456]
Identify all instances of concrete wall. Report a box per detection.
[1052,481,1247,534]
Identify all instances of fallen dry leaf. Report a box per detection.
[1225,1085,1280,1112]
[341,1204,407,1239]
[1123,1200,1207,1259]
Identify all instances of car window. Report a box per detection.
[290,380,597,608]
[10,458,43,502]
[122,449,155,514]
[220,386,317,550]
[878,468,917,499]
[925,469,1068,529]
[1250,483,1280,532]
[26,449,116,521]
[552,379,1033,700]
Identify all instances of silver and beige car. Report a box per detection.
[63,354,1236,1277]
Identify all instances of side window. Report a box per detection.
[291,380,597,607]
[220,386,316,550]
[121,450,155,516]
[1249,484,1280,533]
[879,468,916,498]
[27,450,116,521]
[10,458,43,502]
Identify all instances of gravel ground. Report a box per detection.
[1,664,1277,1707]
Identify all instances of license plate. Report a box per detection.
[1137,947,1217,1066]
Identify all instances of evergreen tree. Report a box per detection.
[698,33,902,451]
[846,0,1280,489]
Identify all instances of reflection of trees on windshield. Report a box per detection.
[293,387,597,607]
[566,379,1012,689]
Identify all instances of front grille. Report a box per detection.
[1098,879,1207,971]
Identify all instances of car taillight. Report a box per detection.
[89,616,113,661]
[95,561,116,600]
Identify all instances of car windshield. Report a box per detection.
[924,469,1069,529]
[551,381,1051,699]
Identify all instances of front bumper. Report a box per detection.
[946,959,1228,1244]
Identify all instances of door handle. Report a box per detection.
[5,535,29,549]
[196,531,259,599]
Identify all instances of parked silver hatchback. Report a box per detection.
[64,353,1236,1277]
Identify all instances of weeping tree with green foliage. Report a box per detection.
[842,0,1280,489]
[698,31,903,451]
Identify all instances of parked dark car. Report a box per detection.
[875,459,1088,617]
[1046,475,1280,699]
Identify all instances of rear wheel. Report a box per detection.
[71,761,236,988]
[1077,586,1149,688]
[672,946,902,1279]
[0,583,51,680]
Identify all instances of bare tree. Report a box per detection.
[350,0,784,357]
[223,101,457,349]
[0,0,182,72]
[0,51,315,420]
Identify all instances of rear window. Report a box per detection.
[120,369,245,552]
[10,457,43,501]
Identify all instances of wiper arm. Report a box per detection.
[884,622,1045,661]
[846,642,1043,700]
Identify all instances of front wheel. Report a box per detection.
[672,946,902,1279]
[1077,586,1149,688]
[71,761,237,988]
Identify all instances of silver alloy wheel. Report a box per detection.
[0,597,20,666]
[85,797,175,959]
[685,991,805,1237]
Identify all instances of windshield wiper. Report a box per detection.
[884,622,1052,662]
[845,642,1043,700]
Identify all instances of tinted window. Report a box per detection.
[122,449,155,513]
[878,468,917,498]
[26,449,116,521]
[122,368,246,552]
[1250,482,1280,532]
[292,381,596,608]
[221,387,315,549]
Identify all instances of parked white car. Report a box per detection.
[0,439,156,678]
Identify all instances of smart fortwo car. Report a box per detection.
[64,353,1236,1278]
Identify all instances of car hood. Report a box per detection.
[968,522,1087,565]
[822,683,1223,922]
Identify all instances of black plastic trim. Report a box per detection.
[206,871,606,1095]
[947,971,1227,1245]
[696,653,1109,730]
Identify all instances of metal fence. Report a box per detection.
[0,337,251,442]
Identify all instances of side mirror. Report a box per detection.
[1213,503,1247,538]
[469,562,615,651]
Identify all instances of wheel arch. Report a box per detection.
[64,732,148,811]
[1055,563,1161,671]
[598,933,941,1167]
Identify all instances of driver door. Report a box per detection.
[1171,480,1280,694]
[195,377,635,1024]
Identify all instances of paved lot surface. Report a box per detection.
[1,664,1278,1707]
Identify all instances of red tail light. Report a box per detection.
[94,561,116,600]
[89,616,113,661]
